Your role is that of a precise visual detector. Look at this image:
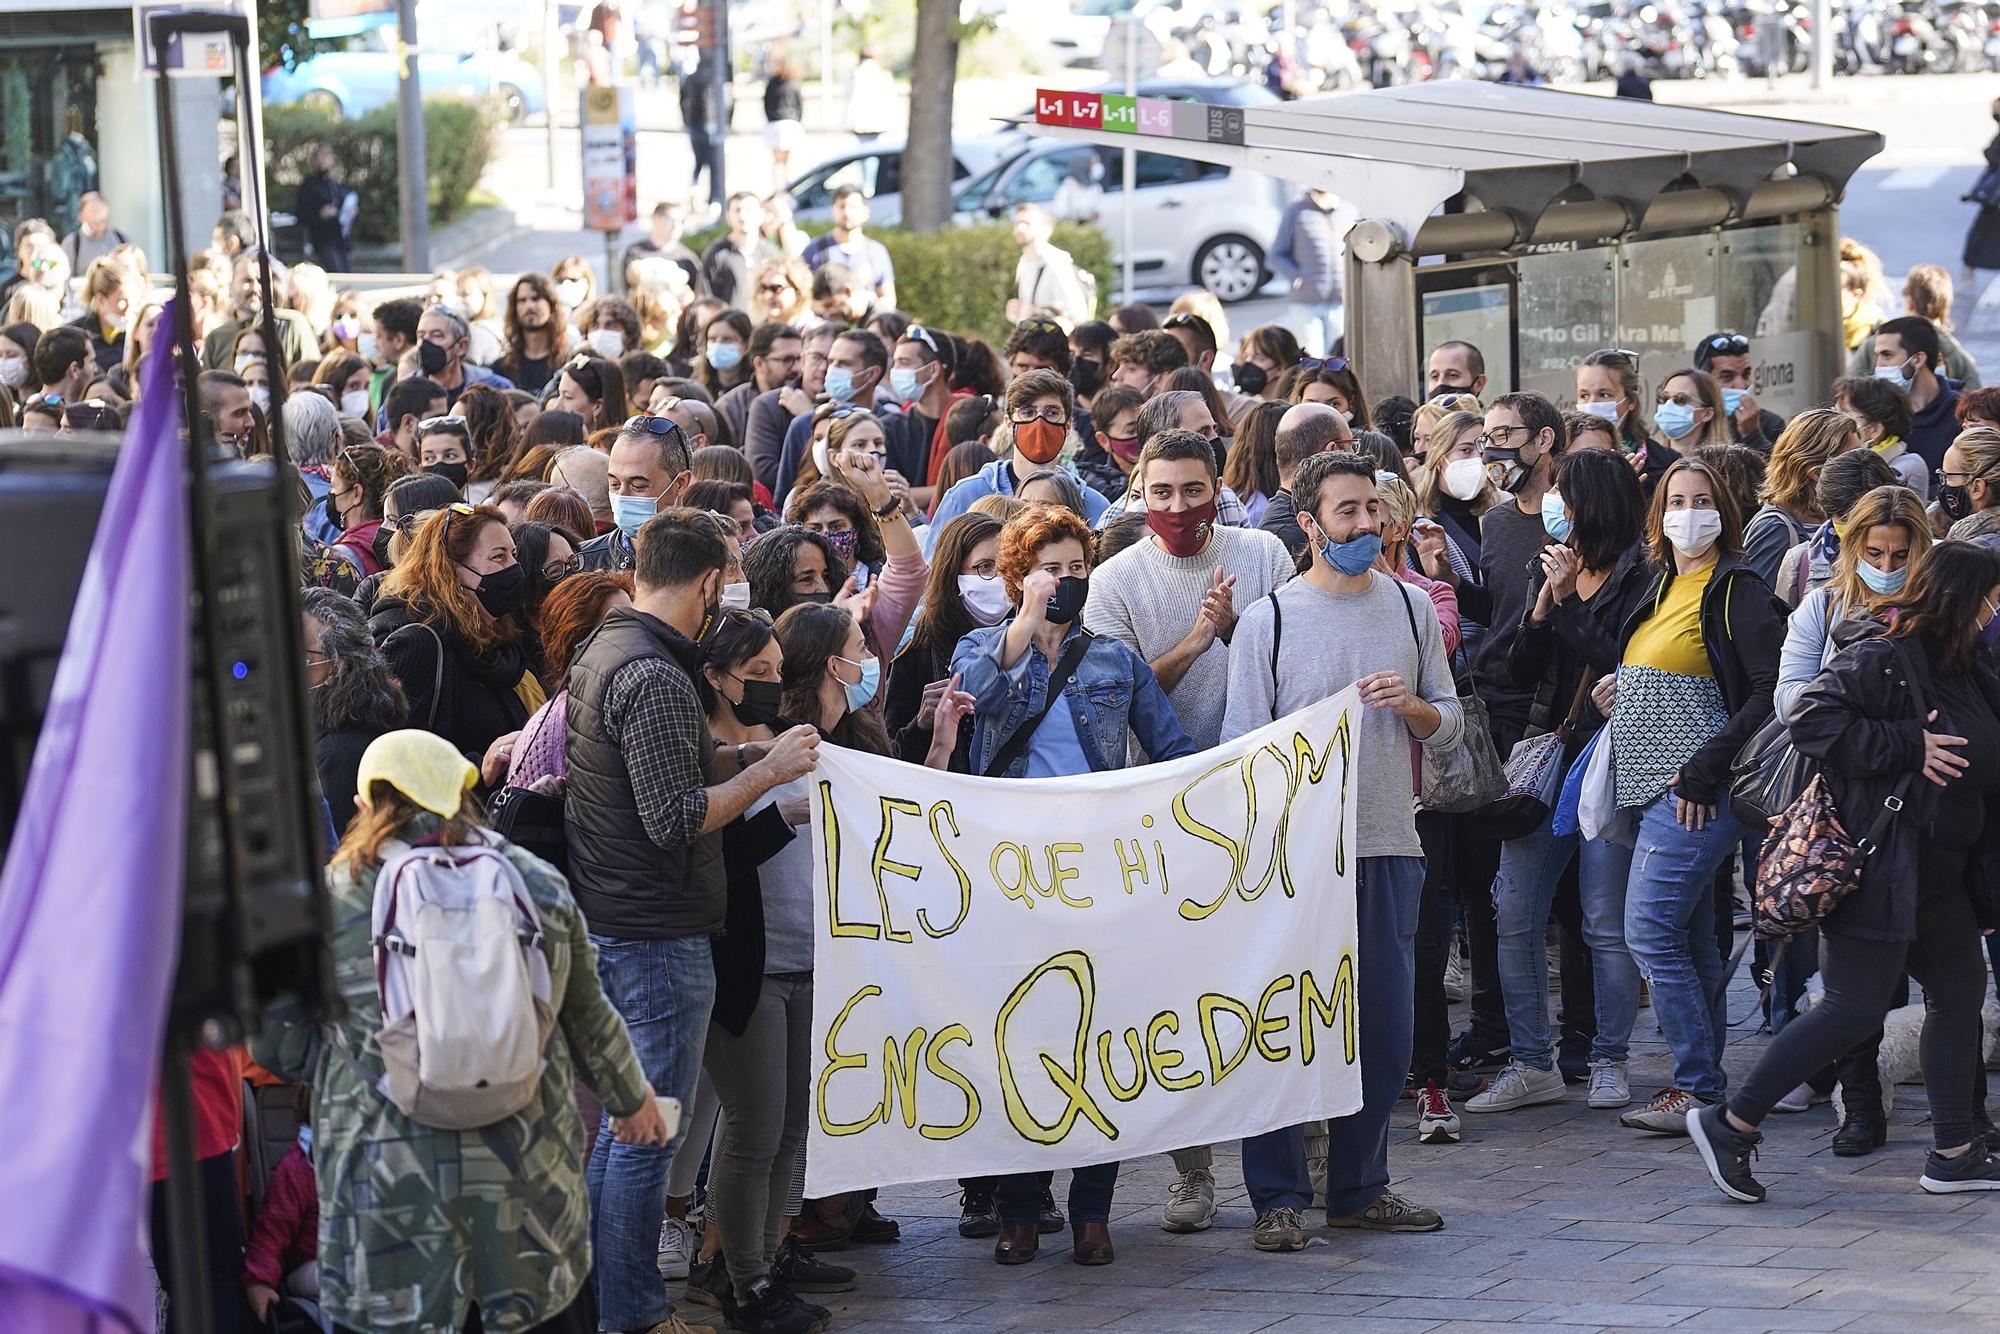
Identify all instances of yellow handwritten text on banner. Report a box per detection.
[804,688,1363,1197]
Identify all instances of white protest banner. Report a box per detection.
[804,688,1363,1198]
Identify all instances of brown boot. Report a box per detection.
[1070,1220,1114,1266]
[789,1196,851,1251]
[993,1222,1039,1265]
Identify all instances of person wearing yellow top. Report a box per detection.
[1583,458,1785,1135]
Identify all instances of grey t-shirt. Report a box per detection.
[752,777,814,973]
[1223,571,1465,859]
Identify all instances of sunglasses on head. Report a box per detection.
[623,413,689,440]
[1164,312,1211,337]
[904,323,941,355]
[441,500,478,540]
[1298,355,1349,374]
[1702,333,1750,357]
[1015,317,1064,335]
[1589,347,1641,366]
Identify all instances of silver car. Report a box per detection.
[786,137,1015,228]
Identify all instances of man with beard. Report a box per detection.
[200,249,318,370]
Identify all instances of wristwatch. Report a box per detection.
[873,495,901,518]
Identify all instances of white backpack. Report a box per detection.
[360,836,556,1129]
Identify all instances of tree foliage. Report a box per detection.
[260,0,332,73]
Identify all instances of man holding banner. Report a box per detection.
[1223,450,1465,1251]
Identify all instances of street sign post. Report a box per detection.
[582,82,638,291]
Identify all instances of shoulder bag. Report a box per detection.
[1752,638,1925,941]
[1482,672,1595,842]
[983,630,1094,778]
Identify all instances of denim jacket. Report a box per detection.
[950,620,1196,777]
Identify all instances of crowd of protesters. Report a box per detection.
[28,192,2000,1333]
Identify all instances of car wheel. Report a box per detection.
[497,83,528,124]
[1195,235,1265,303]
[299,89,344,119]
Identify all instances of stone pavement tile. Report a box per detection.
[815,1296,1001,1323]
[1318,1269,1508,1300]
[958,1302,1146,1329]
[1610,1240,1792,1267]
[1834,1315,1981,1334]
[1627,1267,1820,1310]
[1353,1297,1547,1323]
[1306,1232,1486,1268]
[1421,1324,1537,1334]
[1515,1301,1704,1325]
[1194,1290,1393,1317]
[1913,1244,2000,1273]
[1697,1223,1881,1247]
[1784,1270,1977,1313]
[1473,1277,1662,1305]
[1657,1204,1835,1228]
[1517,1197,1685,1223]
[1442,1236,1645,1273]
[1256,1317,1446,1333]
[1096,1308,1289,1333]
[1551,1219,1723,1244]
[1758,1245,1942,1271]
[1417,1210,1573,1239]
[1473,1259,1670,1284]
[1179,1257,1360,1293]
[1672,1307,1865,1331]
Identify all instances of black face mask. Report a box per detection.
[424,460,469,491]
[1070,358,1103,399]
[1429,381,1472,400]
[795,590,835,606]
[1044,575,1089,625]
[371,524,395,568]
[418,339,450,377]
[731,676,786,727]
[1233,361,1268,396]
[468,562,527,617]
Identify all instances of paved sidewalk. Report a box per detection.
[801,970,2000,1333]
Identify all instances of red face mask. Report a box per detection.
[1104,433,1141,464]
[1015,418,1066,465]
[1145,496,1218,558]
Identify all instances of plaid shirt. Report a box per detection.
[601,654,711,851]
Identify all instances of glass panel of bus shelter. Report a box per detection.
[1516,243,1618,406]
[1719,222,1813,420]
[1615,233,1721,394]
[1416,262,1515,394]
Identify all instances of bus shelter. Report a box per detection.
[1024,81,1882,417]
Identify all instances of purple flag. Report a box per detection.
[0,316,192,1333]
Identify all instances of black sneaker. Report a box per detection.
[685,1253,730,1309]
[958,1185,998,1238]
[1688,1102,1766,1204]
[1973,1109,2000,1155]
[771,1234,856,1293]
[1037,1181,1066,1235]
[725,1275,830,1334]
[1920,1144,2000,1194]
[1447,1030,1510,1076]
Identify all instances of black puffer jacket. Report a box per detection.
[369,595,531,764]
[1503,542,1654,756]
[1790,635,2000,941]
[1608,552,1785,806]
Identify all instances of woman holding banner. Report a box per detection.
[950,503,1197,1266]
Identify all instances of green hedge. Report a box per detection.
[263,98,496,247]
[684,220,1112,346]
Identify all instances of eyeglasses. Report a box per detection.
[1009,405,1070,425]
[903,323,942,355]
[756,282,790,296]
[1298,355,1349,374]
[418,414,467,432]
[1478,425,1530,449]
[305,651,334,668]
[1701,333,1750,356]
[623,413,690,441]
[1656,391,1703,408]
[542,557,581,582]
[26,257,56,272]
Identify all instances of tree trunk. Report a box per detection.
[901,0,959,233]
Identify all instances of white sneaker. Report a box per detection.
[1443,952,1469,1004]
[1161,1166,1217,1232]
[1465,1061,1568,1113]
[1772,1081,1824,1113]
[1416,1079,1462,1143]
[1587,1059,1631,1110]
[656,1216,692,1280]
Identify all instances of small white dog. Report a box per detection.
[1828,997,2000,1121]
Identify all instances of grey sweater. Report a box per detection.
[1223,571,1465,858]
[1084,524,1297,753]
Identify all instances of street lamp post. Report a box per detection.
[396,0,430,271]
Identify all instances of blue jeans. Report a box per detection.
[1243,855,1422,1217]
[1582,793,1740,1099]
[587,934,716,1331]
[1495,814,1640,1069]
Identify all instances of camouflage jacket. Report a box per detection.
[251,822,650,1332]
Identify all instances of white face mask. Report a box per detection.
[811,436,832,479]
[0,355,24,389]
[958,572,1011,626]
[721,580,751,611]
[1578,399,1621,423]
[234,352,262,376]
[358,331,379,363]
[588,328,626,359]
[1442,456,1487,502]
[1662,507,1722,558]
[340,388,371,416]
[248,385,271,413]
[556,278,588,308]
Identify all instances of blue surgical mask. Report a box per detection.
[706,342,743,372]
[889,366,924,401]
[1317,528,1382,576]
[838,654,880,713]
[1541,490,1573,542]
[1578,399,1621,423]
[824,366,860,403]
[1874,361,1914,389]
[611,493,657,537]
[297,1123,314,1155]
[1654,401,1698,439]
[1721,387,1748,417]
[1856,559,1908,596]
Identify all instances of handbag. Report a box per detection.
[1389,581,1506,812]
[1482,673,1596,842]
[1728,709,1816,829]
[1965,165,2000,210]
[1752,640,1925,940]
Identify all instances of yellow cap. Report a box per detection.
[355,729,479,819]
